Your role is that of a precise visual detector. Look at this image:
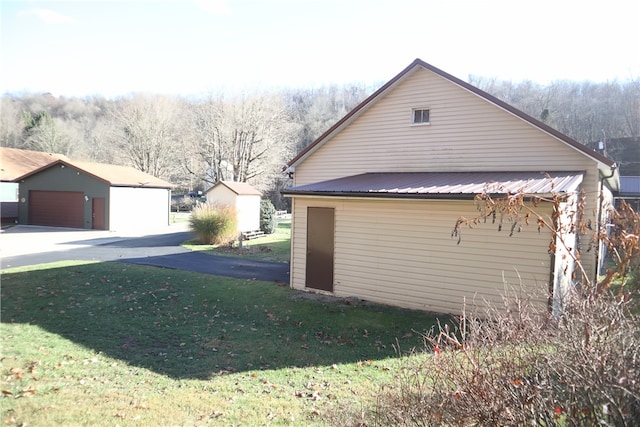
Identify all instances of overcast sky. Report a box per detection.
[1,0,639,98]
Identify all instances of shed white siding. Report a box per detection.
[235,194,260,232]
[109,186,170,231]
[291,196,552,314]
[1,182,19,202]
[0,182,19,219]
[206,185,261,233]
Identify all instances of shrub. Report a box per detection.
[604,200,640,293]
[260,199,277,234]
[372,289,640,426]
[189,203,237,245]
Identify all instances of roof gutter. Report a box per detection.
[595,163,618,283]
[284,165,295,179]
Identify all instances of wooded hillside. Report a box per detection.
[1,77,638,209]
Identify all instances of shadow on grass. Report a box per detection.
[1,261,440,380]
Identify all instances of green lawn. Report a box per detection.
[1,261,440,426]
[183,219,292,263]
[169,211,192,224]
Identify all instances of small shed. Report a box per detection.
[15,159,174,231]
[0,147,67,222]
[205,181,261,233]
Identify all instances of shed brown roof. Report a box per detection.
[0,147,68,181]
[15,159,174,189]
[213,181,262,196]
[285,59,615,170]
[282,171,584,199]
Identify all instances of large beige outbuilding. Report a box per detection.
[283,59,619,315]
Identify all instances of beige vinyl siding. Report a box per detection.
[292,66,604,283]
[206,186,260,232]
[296,68,597,185]
[292,197,552,314]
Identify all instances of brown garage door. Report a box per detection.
[29,190,84,228]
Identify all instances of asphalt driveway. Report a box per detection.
[0,225,290,283]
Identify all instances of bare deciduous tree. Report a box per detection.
[24,112,80,156]
[0,96,25,148]
[284,84,372,151]
[189,92,299,191]
[471,76,640,146]
[108,94,183,179]
[2,75,637,196]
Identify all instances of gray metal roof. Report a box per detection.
[283,172,584,199]
[620,176,640,195]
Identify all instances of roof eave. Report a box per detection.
[15,159,174,188]
[600,164,621,192]
[214,181,261,195]
[13,159,111,185]
[111,183,174,189]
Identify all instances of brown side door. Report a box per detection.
[29,190,84,228]
[92,197,105,230]
[305,207,334,292]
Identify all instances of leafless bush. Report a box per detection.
[551,294,640,425]
[454,189,639,295]
[353,182,640,426]
[602,200,640,293]
[372,289,639,426]
[358,184,640,426]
